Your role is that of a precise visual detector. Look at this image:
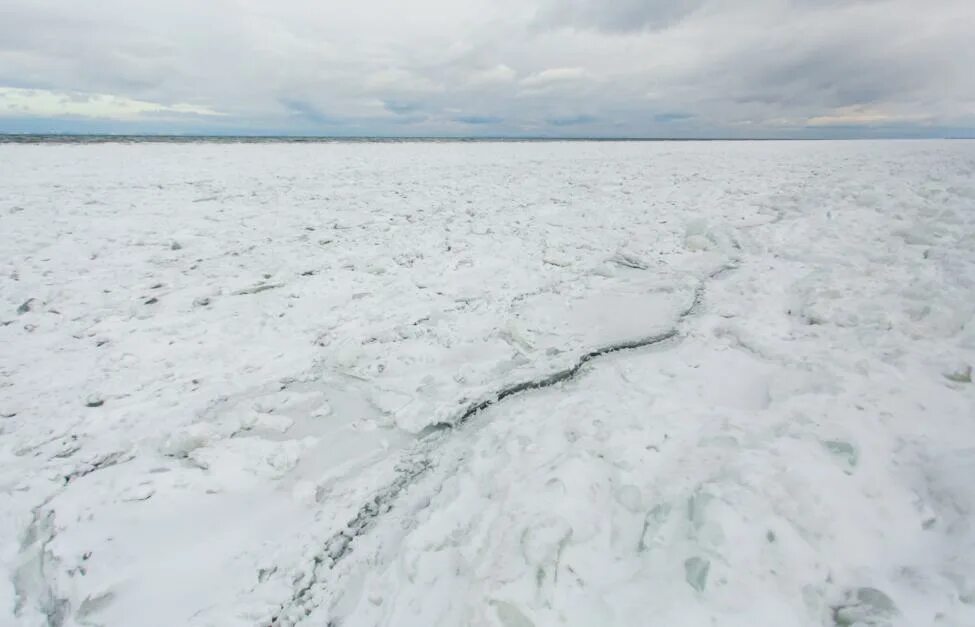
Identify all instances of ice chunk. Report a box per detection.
[944,364,972,384]
[833,587,899,625]
[491,600,535,627]
[685,218,713,251]
[684,556,710,592]
[823,440,859,471]
[638,503,671,551]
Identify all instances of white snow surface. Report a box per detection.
[1,140,974,626]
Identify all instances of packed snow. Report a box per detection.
[1,140,974,627]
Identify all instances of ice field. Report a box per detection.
[1,140,974,626]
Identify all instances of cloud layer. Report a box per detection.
[0,0,972,136]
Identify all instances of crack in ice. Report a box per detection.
[271,262,737,625]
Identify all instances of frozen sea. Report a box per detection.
[1,139,974,626]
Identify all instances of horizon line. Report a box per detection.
[1,132,971,143]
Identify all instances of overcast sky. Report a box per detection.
[0,0,973,137]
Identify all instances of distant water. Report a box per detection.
[0,134,746,144]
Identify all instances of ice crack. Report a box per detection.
[270,262,737,625]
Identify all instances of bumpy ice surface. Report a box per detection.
[1,140,974,626]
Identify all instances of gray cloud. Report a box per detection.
[534,0,706,33]
[384,101,422,115]
[655,112,694,123]
[547,114,597,126]
[279,99,335,125]
[0,0,972,136]
[455,115,504,125]
[687,1,974,127]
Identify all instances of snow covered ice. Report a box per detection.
[1,139,974,626]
